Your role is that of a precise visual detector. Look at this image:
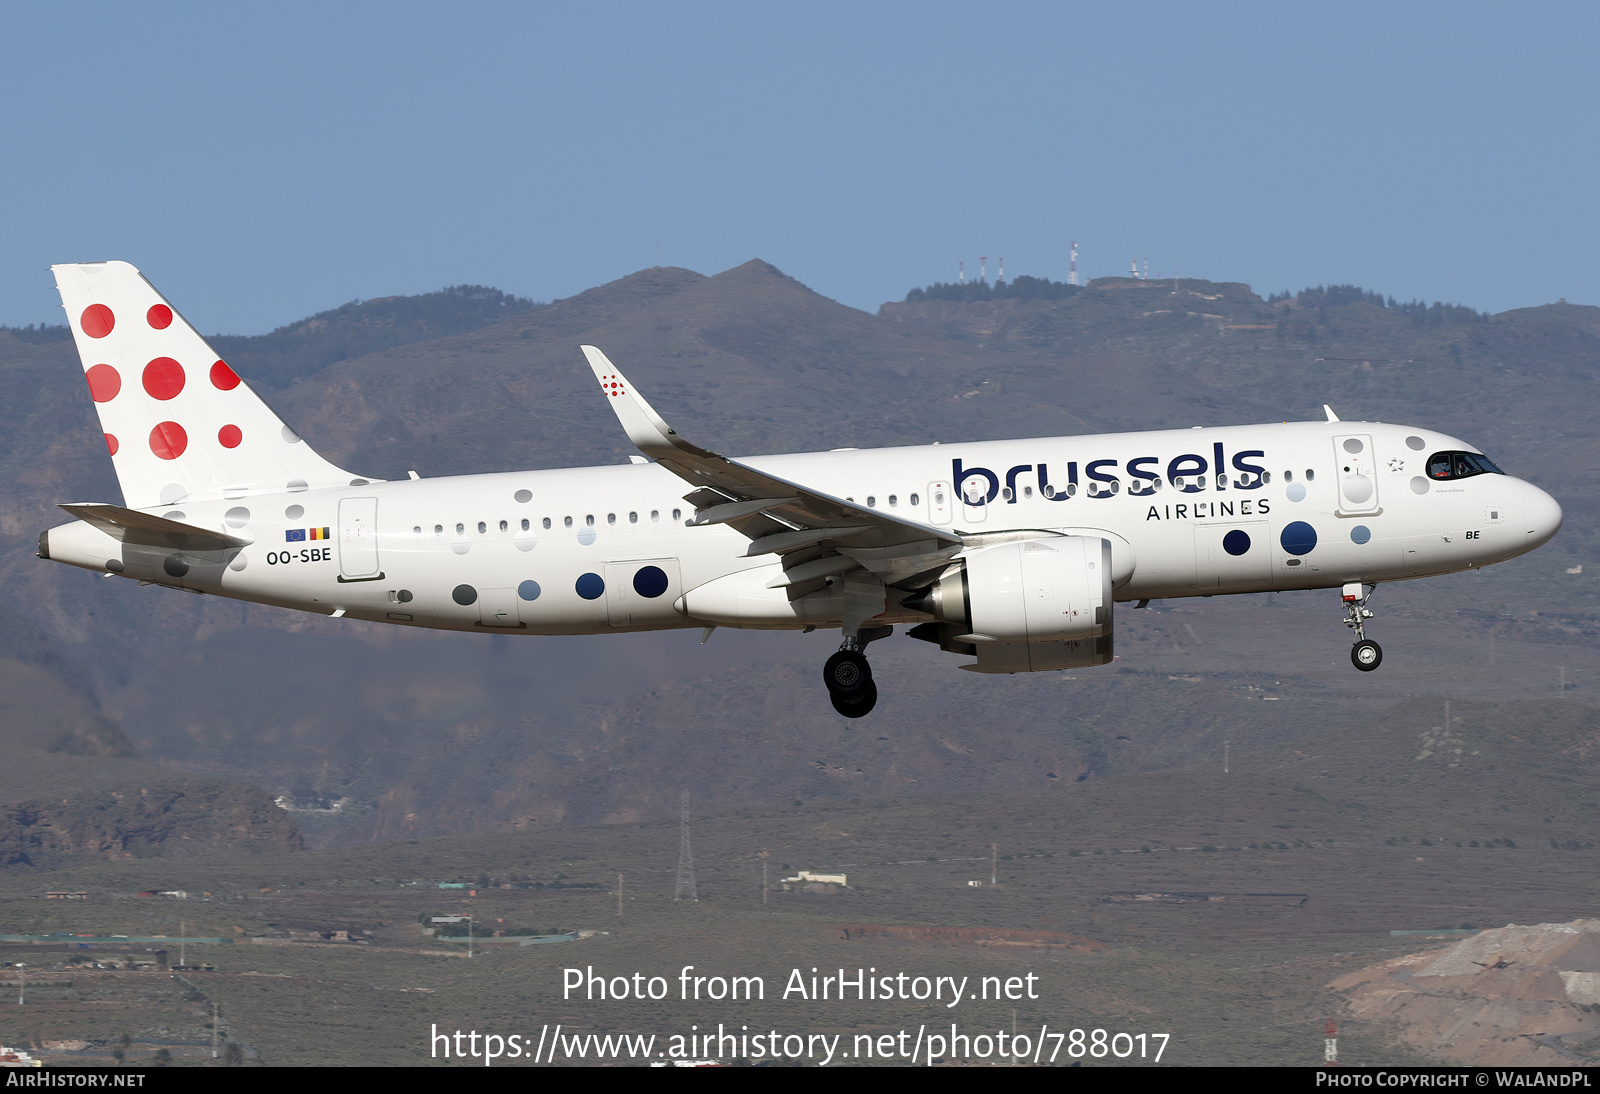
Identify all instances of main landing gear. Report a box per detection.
[822,628,890,718]
[1342,582,1382,672]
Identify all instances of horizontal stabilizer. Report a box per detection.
[59,502,251,552]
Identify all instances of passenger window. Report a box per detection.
[563,516,573,527]
[1001,488,1013,501]
[434,525,443,537]
[672,508,682,521]
[1023,487,1032,498]
[867,496,876,507]
[1284,470,1294,482]
[888,495,898,507]
[629,512,638,523]
[477,522,487,534]
[499,520,508,532]
[650,510,659,522]
[1305,469,1315,482]
[607,513,616,525]
[585,515,595,526]
[455,523,465,535]
[911,493,920,505]
[412,526,421,536]
[542,518,551,529]
[521,519,530,531]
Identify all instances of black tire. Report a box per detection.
[822,650,871,695]
[1351,639,1383,672]
[830,679,877,718]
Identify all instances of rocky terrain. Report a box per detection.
[1336,920,1600,1065]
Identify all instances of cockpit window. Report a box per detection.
[1428,451,1503,480]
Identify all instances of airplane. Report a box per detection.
[38,261,1564,718]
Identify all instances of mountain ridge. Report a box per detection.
[0,258,1594,845]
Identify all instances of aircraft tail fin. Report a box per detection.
[51,261,369,509]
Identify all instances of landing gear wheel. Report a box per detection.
[823,649,871,695]
[1351,639,1383,672]
[830,679,877,718]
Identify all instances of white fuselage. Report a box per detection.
[44,418,1562,636]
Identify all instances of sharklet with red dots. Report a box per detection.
[51,261,374,510]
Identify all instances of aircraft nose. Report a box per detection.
[1524,482,1563,549]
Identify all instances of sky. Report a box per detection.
[2,2,1596,332]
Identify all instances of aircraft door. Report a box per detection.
[337,497,381,580]
[1333,434,1381,514]
[1193,520,1272,590]
[927,480,952,525]
[604,557,683,627]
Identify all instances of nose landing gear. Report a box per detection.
[1342,582,1382,672]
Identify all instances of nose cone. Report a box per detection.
[1524,482,1563,551]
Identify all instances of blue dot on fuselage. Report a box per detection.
[633,565,669,598]
[1280,521,1318,556]
[1350,525,1372,545]
[518,579,542,601]
[575,573,605,600]
[1222,529,1251,556]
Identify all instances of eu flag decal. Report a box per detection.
[285,529,307,542]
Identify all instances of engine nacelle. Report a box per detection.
[905,536,1114,674]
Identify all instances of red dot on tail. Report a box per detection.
[149,421,187,460]
[104,433,119,456]
[85,363,121,402]
[80,304,115,338]
[218,424,242,449]
[142,357,185,400]
[210,360,241,390]
[146,304,173,330]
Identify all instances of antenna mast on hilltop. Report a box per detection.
[1068,241,1078,286]
[997,256,1005,283]
[958,260,965,285]
[675,790,698,902]
[979,256,987,284]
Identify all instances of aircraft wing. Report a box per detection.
[581,346,962,583]
[59,502,252,552]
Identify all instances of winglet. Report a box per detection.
[1323,404,1341,423]
[581,346,716,462]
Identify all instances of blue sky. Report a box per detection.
[2,2,1595,332]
